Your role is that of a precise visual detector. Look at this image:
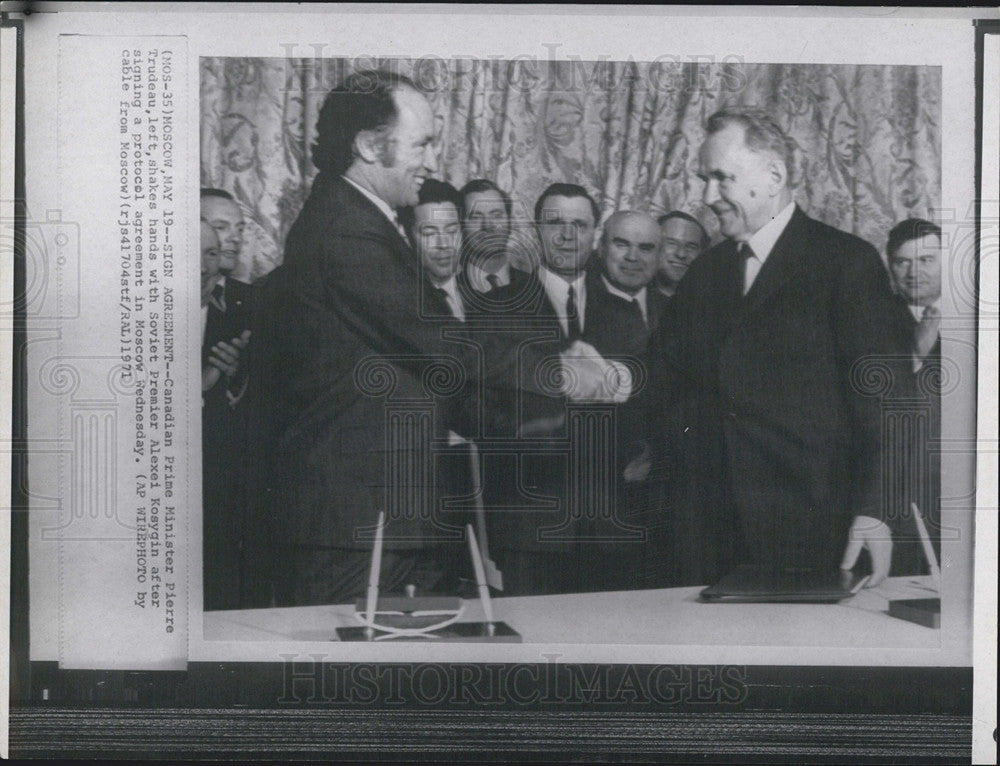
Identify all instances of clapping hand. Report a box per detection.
[202,329,251,392]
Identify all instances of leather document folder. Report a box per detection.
[699,565,870,603]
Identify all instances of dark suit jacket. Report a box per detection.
[655,206,914,580]
[574,272,668,563]
[251,174,562,560]
[455,266,536,320]
[890,299,942,575]
[201,276,258,609]
[583,271,667,463]
[202,277,256,403]
[474,269,594,555]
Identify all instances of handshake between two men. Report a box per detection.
[557,339,634,403]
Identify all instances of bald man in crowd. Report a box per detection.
[582,210,668,589]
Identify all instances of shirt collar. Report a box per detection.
[466,261,511,293]
[601,274,645,304]
[909,299,940,322]
[600,275,647,320]
[745,201,797,264]
[538,266,586,335]
[203,274,226,307]
[538,266,585,302]
[435,274,459,297]
[342,174,400,230]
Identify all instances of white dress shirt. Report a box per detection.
[600,274,648,325]
[742,201,796,294]
[909,299,941,372]
[908,300,940,323]
[538,266,586,338]
[537,267,633,402]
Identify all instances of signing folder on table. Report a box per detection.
[699,566,870,603]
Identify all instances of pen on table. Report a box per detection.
[364,511,385,635]
[466,524,495,628]
[468,440,502,591]
[911,502,941,586]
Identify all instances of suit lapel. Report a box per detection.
[715,240,744,327]
[225,278,246,316]
[647,288,668,337]
[333,176,418,276]
[422,279,452,318]
[741,206,808,317]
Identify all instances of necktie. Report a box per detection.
[915,304,940,360]
[394,214,412,248]
[211,282,226,312]
[631,297,646,329]
[486,273,501,292]
[565,284,582,341]
[433,285,464,321]
[431,285,449,310]
[739,242,757,296]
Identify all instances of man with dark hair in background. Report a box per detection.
[480,182,634,595]
[199,207,253,610]
[402,178,468,318]
[655,107,914,588]
[530,182,603,342]
[454,178,537,318]
[249,72,614,607]
[200,188,257,407]
[458,179,520,289]
[887,218,943,368]
[655,210,709,299]
[401,177,479,588]
[886,217,943,575]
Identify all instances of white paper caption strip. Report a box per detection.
[54,35,188,670]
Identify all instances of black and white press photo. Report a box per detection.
[6,5,995,762]
[195,53,967,652]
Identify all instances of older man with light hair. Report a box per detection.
[654,107,915,588]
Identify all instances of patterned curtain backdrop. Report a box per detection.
[200,57,940,283]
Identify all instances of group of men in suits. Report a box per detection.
[396,179,681,596]
[202,68,941,611]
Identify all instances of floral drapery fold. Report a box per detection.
[201,57,940,283]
